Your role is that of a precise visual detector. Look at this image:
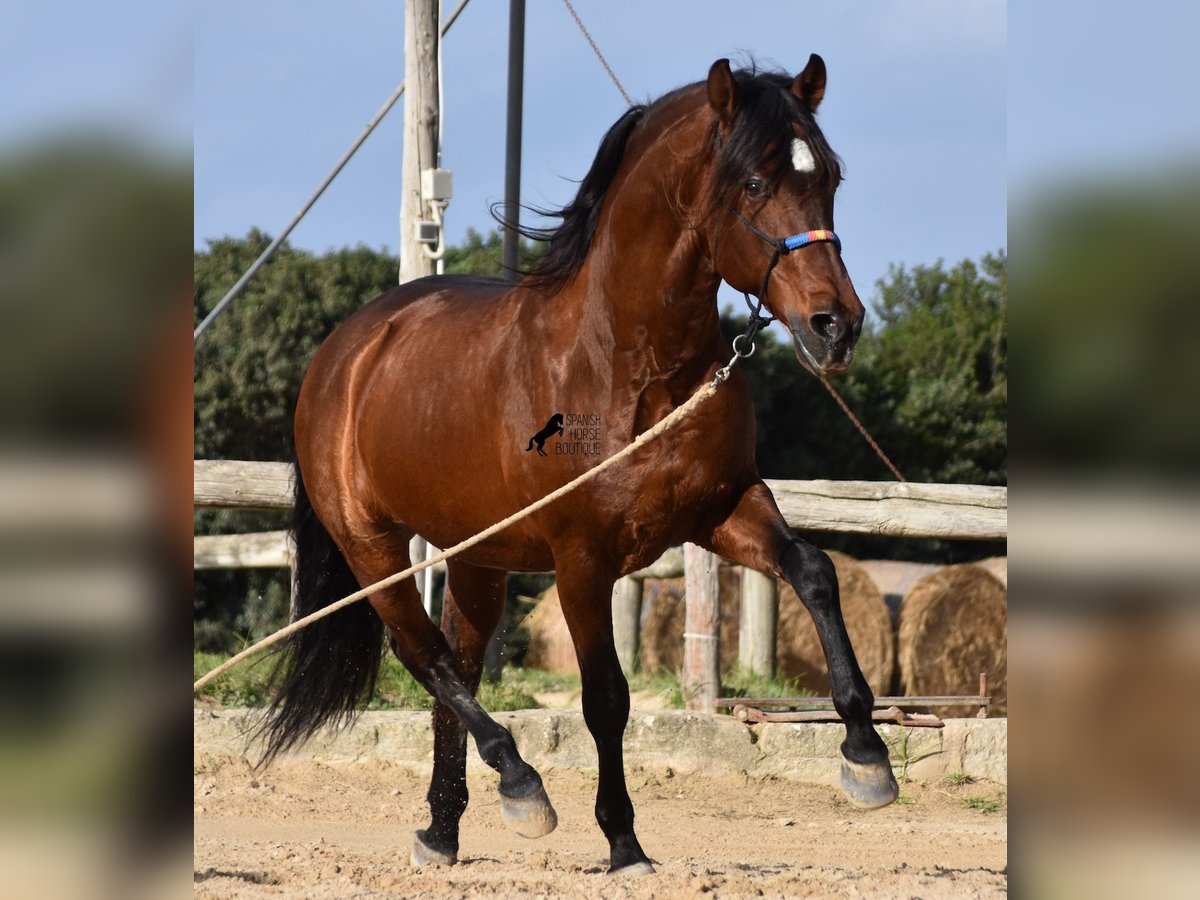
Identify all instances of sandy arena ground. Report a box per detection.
[194,755,1006,898]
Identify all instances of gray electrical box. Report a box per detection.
[421,168,453,201]
[414,221,440,245]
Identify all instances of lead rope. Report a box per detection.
[561,0,634,107]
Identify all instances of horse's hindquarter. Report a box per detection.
[338,282,540,551]
[301,277,597,570]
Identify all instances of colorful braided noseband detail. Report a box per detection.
[727,213,845,342]
[783,229,841,252]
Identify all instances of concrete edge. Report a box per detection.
[194,708,1006,786]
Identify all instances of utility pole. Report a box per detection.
[400,0,447,615]
[400,0,441,285]
[501,0,526,280]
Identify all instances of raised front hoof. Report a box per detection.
[839,752,899,810]
[410,830,457,867]
[499,784,558,838]
[608,860,655,877]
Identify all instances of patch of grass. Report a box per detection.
[962,795,1003,814]
[495,667,580,695]
[275,654,548,712]
[194,651,821,717]
[194,650,275,707]
[895,794,917,806]
[195,652,550,712]
[627,670,684,708]
[945,772,975,787]
[370,656,434,711]
[478,671,541,712]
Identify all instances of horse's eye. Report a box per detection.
[745,179,765,199]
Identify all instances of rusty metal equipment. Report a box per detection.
[715,673,991,728]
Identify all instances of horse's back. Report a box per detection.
[338,274,514,335]
[303,274,517,391]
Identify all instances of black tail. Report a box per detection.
[525,438,535,452]
[256,462,384,766]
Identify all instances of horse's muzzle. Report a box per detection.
[790,323,857,376]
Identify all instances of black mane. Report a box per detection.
[507,104,647,290]
[507,66,842,291]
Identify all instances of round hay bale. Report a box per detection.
[977,556,1007,587]
[638,577,685,674]
[776,550,895,695]
[639,570,741,674]
[897,564,1007,716]
[522,584,578,675]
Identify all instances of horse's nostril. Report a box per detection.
[810,312,842,342]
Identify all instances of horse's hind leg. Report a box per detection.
[556,562,654,876]
[412,561,506,866]
[340,536,558,854]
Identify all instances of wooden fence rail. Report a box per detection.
[194,460,1007,540]
[194,460,293,510]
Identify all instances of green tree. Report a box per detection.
[719,311,883,480]
[443,226,543,276]
[194,230,399,461]
[850,252,1007,485]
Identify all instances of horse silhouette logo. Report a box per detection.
[526,413,564,457]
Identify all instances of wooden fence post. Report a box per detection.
[738,567,778,678]
[611,575,642,676]
[682,543,720,711]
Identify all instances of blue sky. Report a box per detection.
[1008,1,1200,191]
[5,1,1198,306]
[193,1,1006,306]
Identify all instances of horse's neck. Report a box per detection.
[566,128,724,396]
[557,237,720,412]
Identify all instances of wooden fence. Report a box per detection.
[194,460,1007,709]
[195,460,1007,538]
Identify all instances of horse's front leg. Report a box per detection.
[707,482,899,809]
[554,556,654,875]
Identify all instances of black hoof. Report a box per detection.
[839,752,899,810]
[411,830,456,867]
[499,784,558,838]
[609,860,655,877]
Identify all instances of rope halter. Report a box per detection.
[727,209,843,355]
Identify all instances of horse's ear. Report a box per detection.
[791,53,827,112]
[707,58,740,125]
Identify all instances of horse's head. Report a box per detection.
[706,58,865,375]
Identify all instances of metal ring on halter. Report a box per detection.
[731,333,757,358]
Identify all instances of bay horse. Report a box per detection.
[261,57,898,875]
